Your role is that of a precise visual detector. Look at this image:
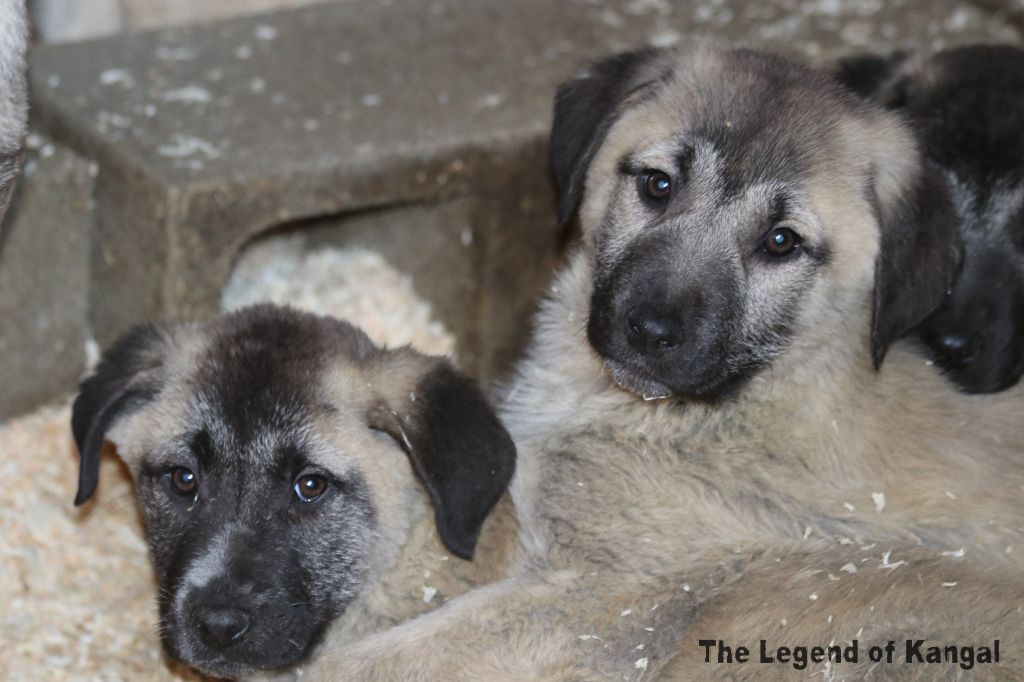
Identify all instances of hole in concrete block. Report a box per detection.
[223,199,480,367]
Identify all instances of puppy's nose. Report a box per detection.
[194,605,252,649]
[626,306,681,354]
[934,333,975,362]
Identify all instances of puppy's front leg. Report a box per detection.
[300,571,691,682]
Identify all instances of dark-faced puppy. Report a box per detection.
[554,47,958,401]
[70,304,515,678]
[837,45,1024,393]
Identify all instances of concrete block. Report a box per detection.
[0,134,94,419]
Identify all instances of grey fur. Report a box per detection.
[0,0,27,229]
[291,45,1024,681]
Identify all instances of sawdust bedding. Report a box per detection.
[0,242,454,680]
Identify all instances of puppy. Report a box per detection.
[0,0,28,226]
[71,304,518,679]
[297,45,1024,681]
[837,45,1024,393]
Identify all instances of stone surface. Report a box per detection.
[0,134,94,419]
[16,0,1021,408]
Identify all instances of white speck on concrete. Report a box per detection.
[478,93,505,108]
[362,94,381,107]
[157,134,220,159]
[161,86,211,103]
[842,501,855,512]
[460,227,473,246]
[941,581,958,587]
[945,490,957,500]
[871,492,885,513]
[155,46,197,60]
[250,78,267,93]
[47,74,61,88]
[941,548,965,558]
[625,0,671,16]
[648,29,682,48]
[599,9,623,27]
[620,609,632,617]
[235,44,252,59]
[809,593,818,601]
[635,657,648,671]
[255,24,278,40]
[421,586,437,603]
[840,563,857,574]
[99,69,134,87]
[96,111,132,134]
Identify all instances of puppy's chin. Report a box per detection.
[170,640,309,680]
[606,359,675,401]
[604,356,753,404]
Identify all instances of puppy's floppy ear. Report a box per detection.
[367,350,515,560]
[834,51,910,104]
[869,161,960,368]
[71,324,169,505]
[551,48,659,228]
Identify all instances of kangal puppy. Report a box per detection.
[294,46,1024,681]
[71,304,518,679]
[838,44,1024,394]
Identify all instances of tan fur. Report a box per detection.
[287,46,1024,681]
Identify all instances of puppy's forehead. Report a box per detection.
[184,307,375,449]
[613,49,855,187]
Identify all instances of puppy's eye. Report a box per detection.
[639,170,672,203]
[762,227,802,257]
[294,474,328,503]
[168,467,198,496]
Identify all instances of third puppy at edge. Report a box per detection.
[838,44,1024,394]
[284,44,1024,681]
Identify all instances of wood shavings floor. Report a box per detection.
[1,243,454,680]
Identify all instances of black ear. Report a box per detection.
[870,166,961,368]
[70,324,167,505]
[370,359,515,560]
[551,48,659,228]
[833,51,911,108]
